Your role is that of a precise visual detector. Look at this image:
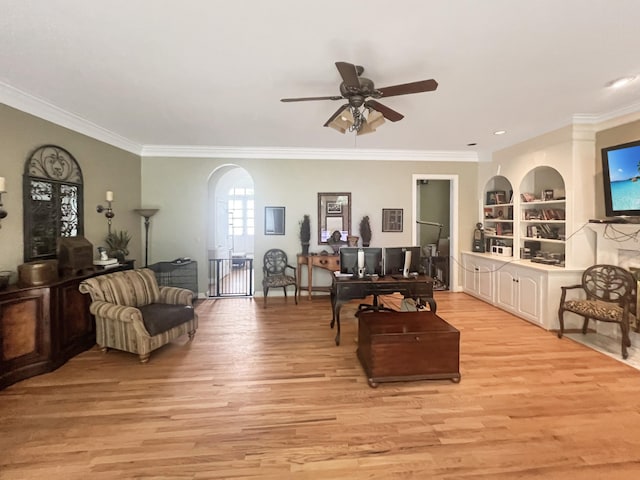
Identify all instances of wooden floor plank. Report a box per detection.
[2,292,640,479]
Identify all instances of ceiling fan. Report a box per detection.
[281,61,438,134]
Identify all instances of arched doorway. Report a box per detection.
[207,165,254,297]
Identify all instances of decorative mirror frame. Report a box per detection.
[318,192,351,244]
[264,206,285,235]
[23,145,84,262]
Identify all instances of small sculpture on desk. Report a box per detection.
[98,246,109,262]
[327,230,345,254]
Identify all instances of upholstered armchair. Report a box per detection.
[79,268,198,363]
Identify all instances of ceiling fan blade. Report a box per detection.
[323,103,350,127]
[378,79,438,98]
[365,100,404,122]
[281,95,343,102]
[335,62,360,89]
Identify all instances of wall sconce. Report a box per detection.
[0,177,7,228]
[96,190,115,235]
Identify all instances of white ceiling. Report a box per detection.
[2,0,640,158]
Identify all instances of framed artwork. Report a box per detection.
[326,202,342,214]
[382,208,403,232]
[264,206,285,235]
[318,192,351,244]
[486,190,506,205]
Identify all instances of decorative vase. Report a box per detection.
[301,243,310,255]
[347,235,359,247]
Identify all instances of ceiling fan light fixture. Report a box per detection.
[356,118,376,136]
[367,109,385,130]
[327,106,354,133]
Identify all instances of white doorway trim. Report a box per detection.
[412,173,460,292]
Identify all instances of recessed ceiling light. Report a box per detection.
[493,130,506,135]
[467,142,477,146]
[606,76,637,89]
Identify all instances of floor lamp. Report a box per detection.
[134,208,159,267]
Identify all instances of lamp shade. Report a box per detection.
[327,107,354,133]
[134,208,159,218]
[367,110,385,129]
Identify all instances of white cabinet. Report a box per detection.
[463,254,494,303]
[495,265,544,326]
[462,252,582,329]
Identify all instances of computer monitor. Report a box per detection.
[339,247,383,276]
[339,247,359,274]
[383,246,421,276]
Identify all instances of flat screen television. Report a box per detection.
[339,247,383,276]
[383,246,421,276]
[601,139,640,217]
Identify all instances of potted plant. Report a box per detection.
[299,214,311,255]
[105,230,131,263]
[359,215,372,247]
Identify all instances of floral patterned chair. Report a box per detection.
[79,268,198,363]
[558,264,635,359]
[262,248,297,308]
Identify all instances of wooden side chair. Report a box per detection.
[262,248,298,308]
[558,264,635,359]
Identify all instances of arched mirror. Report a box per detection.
[23,145,84,262]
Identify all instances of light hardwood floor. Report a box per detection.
[2,292,640,479]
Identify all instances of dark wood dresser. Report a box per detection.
[0,265,131,390]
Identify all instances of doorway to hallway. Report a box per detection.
[413,174,459,291]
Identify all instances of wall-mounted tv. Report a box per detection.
[602,139,640,217]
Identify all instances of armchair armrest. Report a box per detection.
[158,286,194,305]
[559,284,584,304]
[88,300,152,338]
[285,264,297,279]
[88,301,141,323]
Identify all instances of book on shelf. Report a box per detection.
[520,192,536,202]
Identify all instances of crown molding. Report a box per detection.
[140,145,479,162]
[0,80,143,155]
[573,101,640,127]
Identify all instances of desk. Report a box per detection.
[297,254,340,299]
[330,274,435,345]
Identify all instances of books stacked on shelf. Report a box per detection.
[520,192,536,202]
[523,208,565,220]
[93,258,119,268]
[526,224,564,239]
[484,226,497,236]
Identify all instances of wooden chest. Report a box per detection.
[357,310,460,387]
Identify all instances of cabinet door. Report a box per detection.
[476,262,493,302]
[515,270,542,325]
[463,256,478,294]
[0,288,51,389]
[462,255,494,302]
[496,268,517,312]
[52,278,95,363]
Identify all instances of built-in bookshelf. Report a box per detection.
[481,167,566,265]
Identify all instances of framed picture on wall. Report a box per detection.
[264,206,285,235]
[382,208,403,232]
